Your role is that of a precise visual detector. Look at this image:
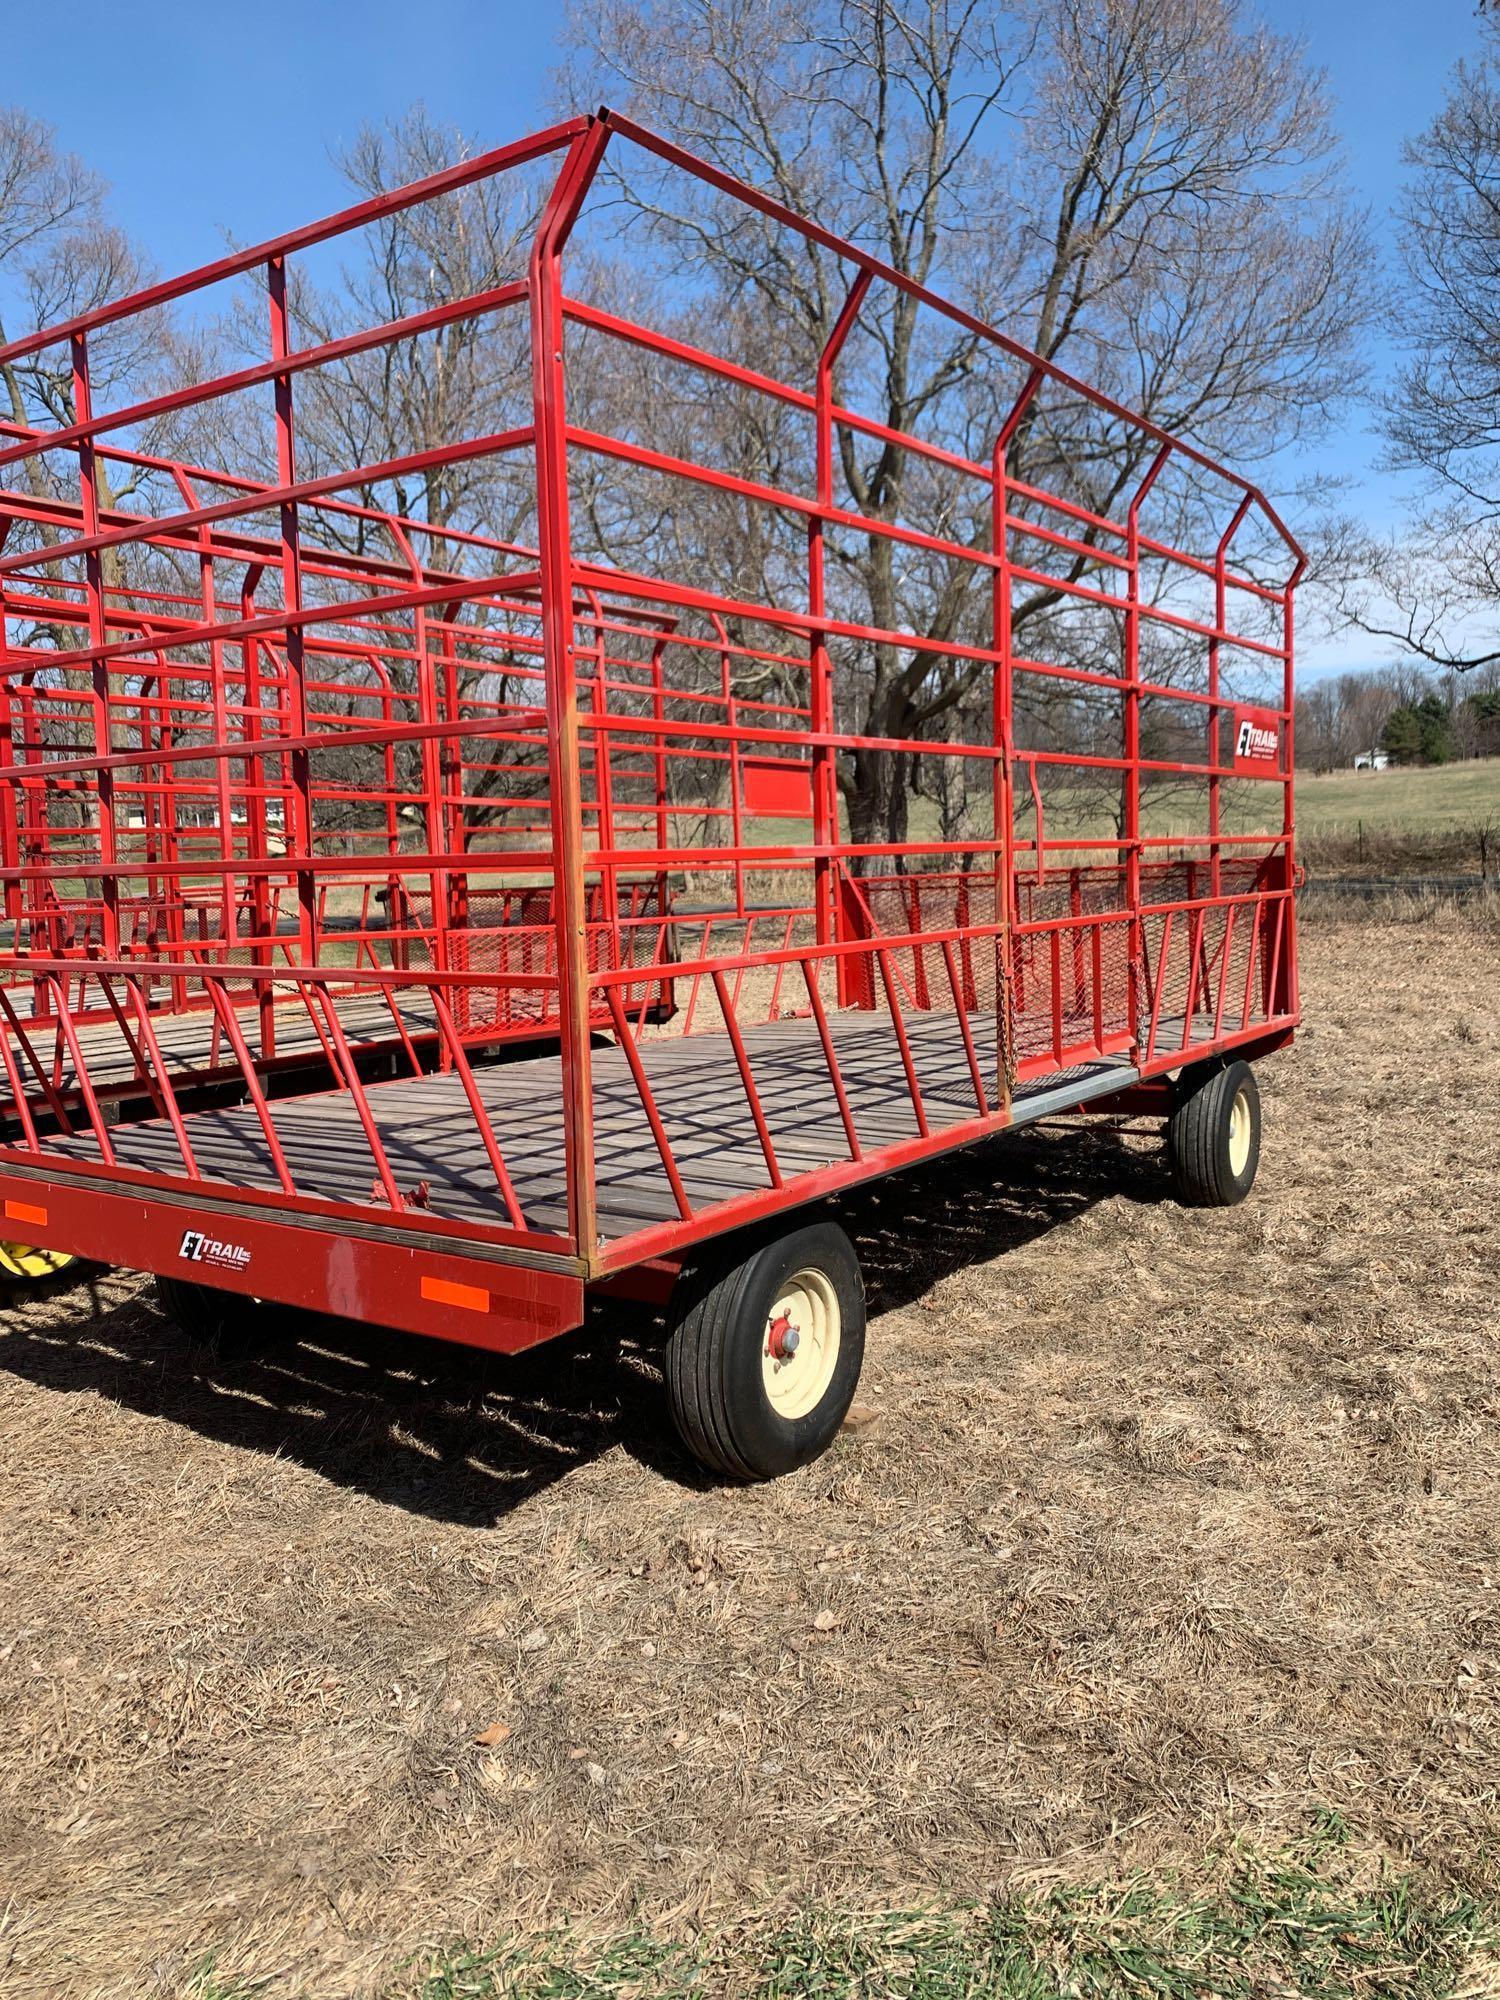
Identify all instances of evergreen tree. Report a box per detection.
[1416,692,1456,763]
[1380,704,1422,765]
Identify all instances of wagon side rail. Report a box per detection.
[580,870,1296,1272]
[0,953,572,1253]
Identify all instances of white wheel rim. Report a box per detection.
[1228,1088,1252,1177]
[762,1267,842,1421]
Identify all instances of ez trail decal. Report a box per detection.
[1231,704,1281,776]
[179,1228,251,1273]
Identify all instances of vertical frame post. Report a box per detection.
[650,626,670,929]
[583,584,619,931]
[70,333,121,959]
[812,269,870,1006]
[267,254,317,961]
[1280,558,1304,1020]
[990,367,1041,1107]
[239,565,277,1056]
[1210,495,1252,903]
[15,677,51,1013]
[0,522,23,930]
[152,669,191,1011]
[437,603,467,935]
[174,465,239,971]
[529,117,610,1263]
[389,519,446,978]
[1125,444,1172,1057]
[411,598,448,974]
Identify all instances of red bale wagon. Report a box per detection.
[0,111,1301,1478]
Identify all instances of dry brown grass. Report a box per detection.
[0,911,1497,1998]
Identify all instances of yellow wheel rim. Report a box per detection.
[1228,1089,1252,1178]
[0,1240,76,1282]
[762,1268,842,1421]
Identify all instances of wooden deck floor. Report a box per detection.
[2,990,438,1098]
[50,1009,1143,1243]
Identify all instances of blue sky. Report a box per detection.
[15,3,563,269]
[9,0,1489,666]
[1258,0,1475,530]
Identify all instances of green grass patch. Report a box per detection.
[404,1837,1496,2000]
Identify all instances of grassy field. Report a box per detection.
[1293,758,1500,835]
[741,756,1500,860]
[31,760,1496,928]
[1,908,1497,1998]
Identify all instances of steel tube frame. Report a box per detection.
[0,107,1303,1339]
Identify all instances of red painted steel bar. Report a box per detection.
[121,980,203,1177]
[69,333,120,960]
[203,985,298,1195]
[814,270,871,1002]
[800,959,863,1163]
[531,121,611,1258]
[299,981,406,1210]
[39,980,118,1166]
[605,985,692,1221]
[875,950,930,1138]
[709,968,784,1189]
[424,990,529,1233]
[0,991,79,1135]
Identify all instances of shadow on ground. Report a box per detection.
[0,1120,1169,1526]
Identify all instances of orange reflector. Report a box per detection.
[4,1199,48,1229]
[421,1274,491,1314]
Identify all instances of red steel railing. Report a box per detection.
[0,109,1301,1278]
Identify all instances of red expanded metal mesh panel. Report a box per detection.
[844,872,1002,1008]
[437,878,675,1037]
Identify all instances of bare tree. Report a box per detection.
[1333,17,1500,673]
[283,108,538,552]
[1293,664,1434,771]
[0,108,101,437]
[0,108,172,534]
[0,102,188,853]
[225,109,551,831]
[559,0,1373,853]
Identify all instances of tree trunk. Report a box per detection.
[845,740,910,862]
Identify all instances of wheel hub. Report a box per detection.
[766,1311,801,1361]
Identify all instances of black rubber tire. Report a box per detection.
[1166,1058,1261,1207]
[665,1219,866,1481]
[154,1274,285,1350]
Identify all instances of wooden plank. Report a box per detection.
[0,989,438,1098]
[47,1006,1136,1244]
